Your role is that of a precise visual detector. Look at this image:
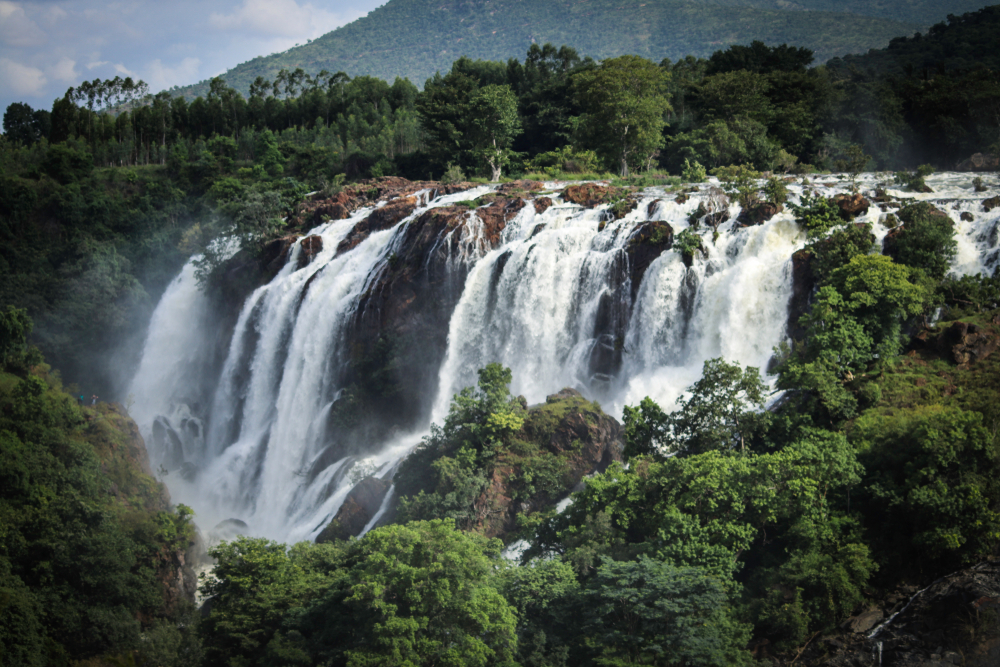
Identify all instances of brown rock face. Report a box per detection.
[316,476,391,542]
[835,193,871,219]
[336,196,418,255]
[561,183,626,208]
[533,197,554,215]
[297,235,323,269]
[942,321,1000,369]
[475,197,526,245]
[984,196,1000,213]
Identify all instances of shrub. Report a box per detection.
[681,158,707,183]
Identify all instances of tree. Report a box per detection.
[890,202,958,280]
[625,358,770,458]
[3,102,48,145]
[0,306,32,367]
[468,84,522,180]
[584,557,752,667]
[573,55,671,176]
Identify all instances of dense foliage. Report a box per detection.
[0,308,199,666]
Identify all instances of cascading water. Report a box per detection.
[129,173,1000,543]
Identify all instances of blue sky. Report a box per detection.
[1,0,385,115]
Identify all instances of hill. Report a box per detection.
[827,5,1000,76]
[174,0,995,98]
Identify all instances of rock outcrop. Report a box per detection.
[336,195,419,255]
[835,193,870,219]
[793,559,1000,667]
[626,221,674,300]
[736,201,782,227]
[474,388,625,539]
[316,476,391,543]
[956,152,1000,172]
[984,196,1000,213]
[942,320,1000,369]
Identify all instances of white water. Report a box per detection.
[129,173,1000,543]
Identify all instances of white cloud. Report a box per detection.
[48,56,79,83]
[0,57,47,96]
[0,1,48,47]
[145,56,201,91]
[113,63,137,77]
[209,0,354,39]
[87,60,109,70]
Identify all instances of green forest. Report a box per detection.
[2,4,1000,666]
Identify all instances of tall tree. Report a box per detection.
[573,55,671,176]
[468,84,522,180]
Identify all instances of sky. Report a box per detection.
[0,0,385,116]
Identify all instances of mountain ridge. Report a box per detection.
[172,0,995,99]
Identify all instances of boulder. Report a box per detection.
[984,196,1000,213]
[736,201,782,227]
[962,211,975,222]
[533,197,554,215]
[840,607,884,634]
[835,193,871,219]
[316,476,391,543]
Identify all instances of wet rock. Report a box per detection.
[840,607,883,634]
[835,193,871,219]
[984,196,1000,213]
[788,248,815,340]
[626,220,674,300]
[799,560,1000,667]
[336,195,418,255]
[961,211,975,222]
[533,197,553,215]
[476,197,526,245]
[737,202,782,227]
[316,476,391,543]
[297,235,323,269]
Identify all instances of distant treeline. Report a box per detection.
[3,6,1000,179]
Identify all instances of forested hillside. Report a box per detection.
[0,309,199,666]
[174,0,962,99]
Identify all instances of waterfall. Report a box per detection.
[129,173,1000,543]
